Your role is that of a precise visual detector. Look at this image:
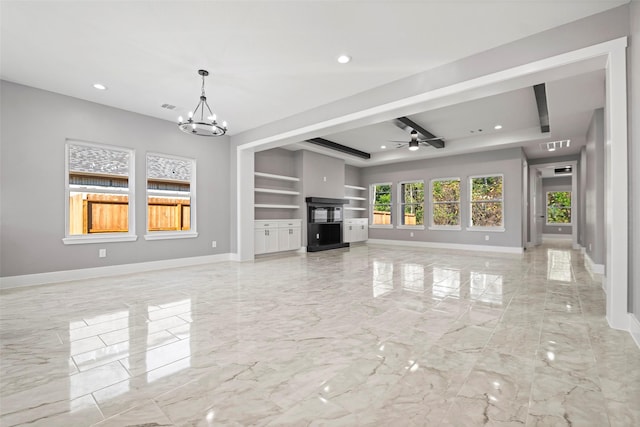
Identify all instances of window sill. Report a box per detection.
[369,225,393,229]
[396,225,425,230]
[144,231,198,241]
[428,226,462,231]
[63,234,138,245]
[466,227,505,232]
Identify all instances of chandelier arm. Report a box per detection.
[191,99,203,119]
[203,100,214,120]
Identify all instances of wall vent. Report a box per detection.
[539,139,570,152]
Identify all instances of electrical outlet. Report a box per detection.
[323,176,327,182]
[410,232,414,237]
[485,235,489,241]
[212,241,217,248]
[558,227,562,232]
[589,243,592,251]
[99,248,107,258]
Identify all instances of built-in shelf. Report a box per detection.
[255,204,300,209]
[254,188,300,195]
[344,207,367,211]
[255,172,300,182]
[344,196,366,201]
[344,184,366,191]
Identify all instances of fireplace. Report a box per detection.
[306,197,349,252]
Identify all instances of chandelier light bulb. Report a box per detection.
[409,145,419,151]
[222,121,227,128]
[191,123,196,130]
[188,111,193,118]
[178,116,183,123]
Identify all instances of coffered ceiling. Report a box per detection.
[0,1,623,164]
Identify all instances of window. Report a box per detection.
[546,191,571,225]
[431,178,460,228]
[399,181,424,227]
[371,183,392,226]
[469,175,503,229]
[145,153,197,240]
[64,141,136,244]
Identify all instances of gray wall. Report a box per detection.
[542,176,572,235]
[629,1,640,319]
[361,147,524,249]
[0,81,230,277]
[298,150,345,246]
[584,109,606,265]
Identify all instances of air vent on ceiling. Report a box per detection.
[161,103,176,110]
[554,166,572,175]
[539,139,570,152]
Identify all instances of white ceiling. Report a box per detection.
[0,0,621,164]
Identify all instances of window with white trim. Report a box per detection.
[546,191,571,225]
[431,178,460,227]
[370,183,392,226]
[146,153,196,239]
[65,141,135,242]
[469,175,503,228]
[399,181,424,226]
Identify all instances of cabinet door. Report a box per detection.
[278,227,301,251]
[358,223,367,241]
[265,228,279,253]
[344,223,353,243]
[289,227,301,250]
[254,229,267,254]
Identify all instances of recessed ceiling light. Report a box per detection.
[337,55,351,64]
[93,83,107,90]
[380,145,386,149]
[494,125,503,130]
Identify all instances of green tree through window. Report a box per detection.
[547,191,571,224]
[400,182,424,225]
[470,176,503,227]
[432,179,460,226]
[371,183,392,225]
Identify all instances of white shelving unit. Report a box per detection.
[254,171,301,216]
[254,172,300,182]
[254,204,300,209]
[344,184,367,218]
[255,188,300,195]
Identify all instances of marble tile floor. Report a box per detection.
[1,242,638,426]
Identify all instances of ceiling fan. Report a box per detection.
[392,130,444,151]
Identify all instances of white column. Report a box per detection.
[605,45,629,330]
[237,148,255,262]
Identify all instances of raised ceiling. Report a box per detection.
[0,0,624,144]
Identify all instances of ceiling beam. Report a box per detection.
[395,117,445,149]
[306,138,371,159]
[533,83,550,133]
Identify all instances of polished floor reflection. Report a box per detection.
[1,242,638,426]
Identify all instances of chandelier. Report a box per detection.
[178,69,227,137]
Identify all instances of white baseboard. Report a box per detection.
[629,314,640,350]
[0,253,235,290]
[366,239,524,254]
[542,233,572,240]
[584,251,605,275]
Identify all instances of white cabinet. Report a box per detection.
[255,219,301,254]
[254,221,279,255]
[344,218,368,243]
[278,225,301,251]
